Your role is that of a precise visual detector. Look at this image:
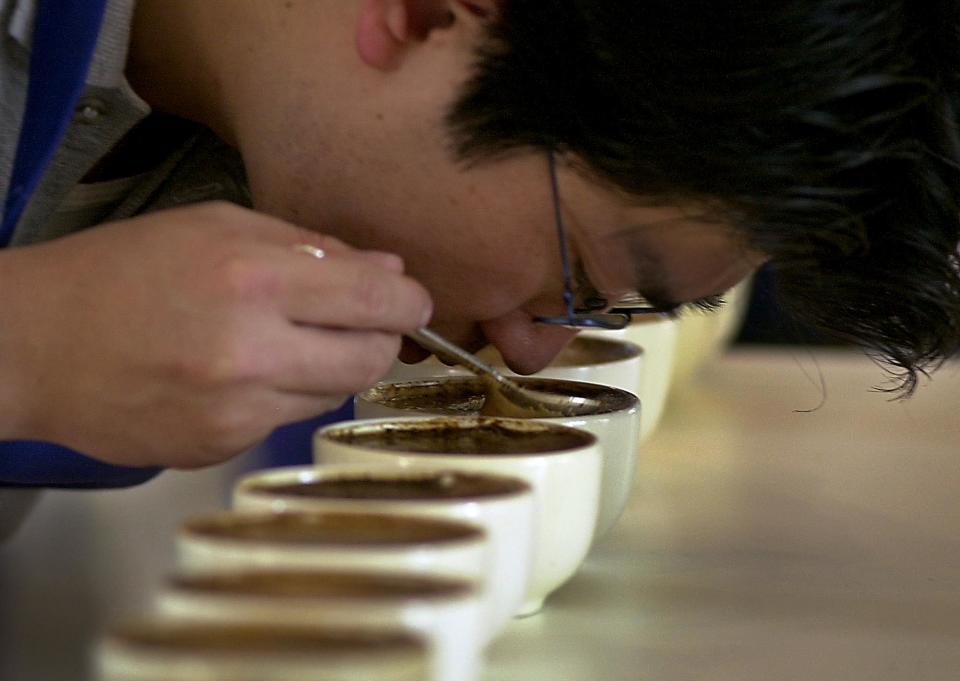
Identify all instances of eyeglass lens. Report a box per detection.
[534,153,666,330]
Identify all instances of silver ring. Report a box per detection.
[293,244,326,259]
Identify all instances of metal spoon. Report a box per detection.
[407,328,603,417]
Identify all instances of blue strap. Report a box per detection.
[253,399,355,469]
[0,0,164,488]
[0,441,162,489]
[1,0,108,245]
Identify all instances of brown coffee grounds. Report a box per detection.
[184,511,482,546]
[169,570,473,600]
[254,471,528,500]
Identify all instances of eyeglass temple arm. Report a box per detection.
[547,152,579,318]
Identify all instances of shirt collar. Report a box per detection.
[5,0,36,47]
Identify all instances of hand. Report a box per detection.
[0,202,432,468]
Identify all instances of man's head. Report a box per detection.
[131,0,960,389]
[444,0,960,392]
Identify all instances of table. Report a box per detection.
[3,348,960,680]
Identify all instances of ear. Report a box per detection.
[355,0,498,71]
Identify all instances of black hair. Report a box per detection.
[447,0,960,395]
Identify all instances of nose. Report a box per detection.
[479,310,578,375]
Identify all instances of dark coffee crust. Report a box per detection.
[251,471,529,500]
[108,621,424,655]
[182,511,483,547]
[361,377,636,417]
[168,570,474,600]
[324,416,596,455]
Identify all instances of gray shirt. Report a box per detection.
[1,0,251,245]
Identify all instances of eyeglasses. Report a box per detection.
[534,153,678,331]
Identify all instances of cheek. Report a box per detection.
[402,212,555,320]
[385,164,557,315]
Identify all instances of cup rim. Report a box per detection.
[100,619,428,662]
[357,377,638,417]
[238,464,533,503]
[163,568,478,603]
[178,510,487,550]
[315,416,601,457]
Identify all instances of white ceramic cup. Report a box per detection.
[156,570,483,681]
[234,464,534,642]
[354,377,639,540]
[176,510,490,587]
[669,275,754,390]
[583,316,678,443]
[95,620,428,681]
[314,416,601,615]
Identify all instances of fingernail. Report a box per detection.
[420,300,434,328]
[365,251,404,273]
[385,3,407,41]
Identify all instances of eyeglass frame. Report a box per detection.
[534,152,677,331]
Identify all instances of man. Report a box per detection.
[1,1,958,482]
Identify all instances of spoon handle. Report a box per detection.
[407,328,510,386]
[407,328,603,417]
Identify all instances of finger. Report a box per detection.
[172,391,354,469]
[278,230,356,257]
[222,206,406,276]
[271,326,403,395]
[275,226,404,274]
[280,253,432,332]
[356,250,405,273]
[299,245,405,273]
[272,391,356,426]
[193,204,403,276]
[182,203,355,254]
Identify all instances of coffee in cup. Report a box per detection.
[176,510,490,586]
[355,376,640,539]
[234,465,533,638]
[314,417,601,615]
[157,570,483,681]
[96,619,428,680]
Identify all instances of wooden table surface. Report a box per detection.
[3,348,959,680]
